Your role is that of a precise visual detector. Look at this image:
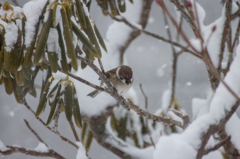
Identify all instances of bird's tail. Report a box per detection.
[87,89,102,98]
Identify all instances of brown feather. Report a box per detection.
[118,65,133,80]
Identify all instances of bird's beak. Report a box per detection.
[126,79,132,85]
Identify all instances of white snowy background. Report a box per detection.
[0,0,239,159]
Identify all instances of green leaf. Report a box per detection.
[46,84,62,126]
[75,0,87,30]
[34,9,53,64]
[23,20,40,67]
[71,21,99,56]
[101,0,109,16]
[47,51,58,73]
[11,34,19,74]
[3,77,13,95]
[117,0,126,13]
[0,43,4,75]
[36,77,53,117]
[64,82,72,122]
[93,24,107,52]
[73,86,82,128]
[61,9,78,71]
[9,78,23,104]
[4,49,13,71]
[56,24,69,73]
[52,3,58,28]
[85,130,93,152]
[109,0,119,16]
[85,16,102,58]
[81,122,87,143]
[47,80,60,98]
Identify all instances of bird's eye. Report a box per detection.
[120,76,124,80]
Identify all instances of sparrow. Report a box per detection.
[87,65,133,98]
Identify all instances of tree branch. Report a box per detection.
[24,119,48,147]
[204,136,231,155]
[23,98,79,149]
[77,55,185,129]
[168,108,190,128]
[0,119,65,159]
[42,58,105,92]
[1,146,64,159]
[69,121,80,141]
[197,100,240,159]
[95,0,200,59]
[162,8,178,109]
[218,0,232,71]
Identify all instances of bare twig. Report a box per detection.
[53,99,62,132]
[118,0,153,64]
[23,98,78,149]
[24,119,48,147]
[204,136,231,155]
[139,84,155,148]
[128,100,184,129]
[218,128,240,158]
[158,0,240,102]
[98,58,106,75]
[0,119,65,158]
[0,146,64,159]
[218,0,232,71]
[170,0,194,29]
[186,1,202,39]
[168,108,190,128]
[69,121,80,141]
[231,17,240,52]
[162,9,177,109]
[42,58,105,92]
[156,0,201,56]
[96,0,200,59]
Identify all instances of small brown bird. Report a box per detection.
[87,65,133,98]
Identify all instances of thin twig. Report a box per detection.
[42,58,104,92]
[162,9,177,109]
[139,84,155,148]
[186,1,202,39]
[158,0,240,102]
[168,108,190,128]
[156,0,201,56]
[95,0,201,59]
[170,0,194,29]
[1,146,64,159]
[98,58,106,75]
[23,98,78,149]
[24,119,48,147]
[69,121,80,141]
[223,17,240,75]
[118,0,153,64]
[53,99,62,133]
[204,136,231,155]
[1,119,65,158]
[218,0,232,71]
